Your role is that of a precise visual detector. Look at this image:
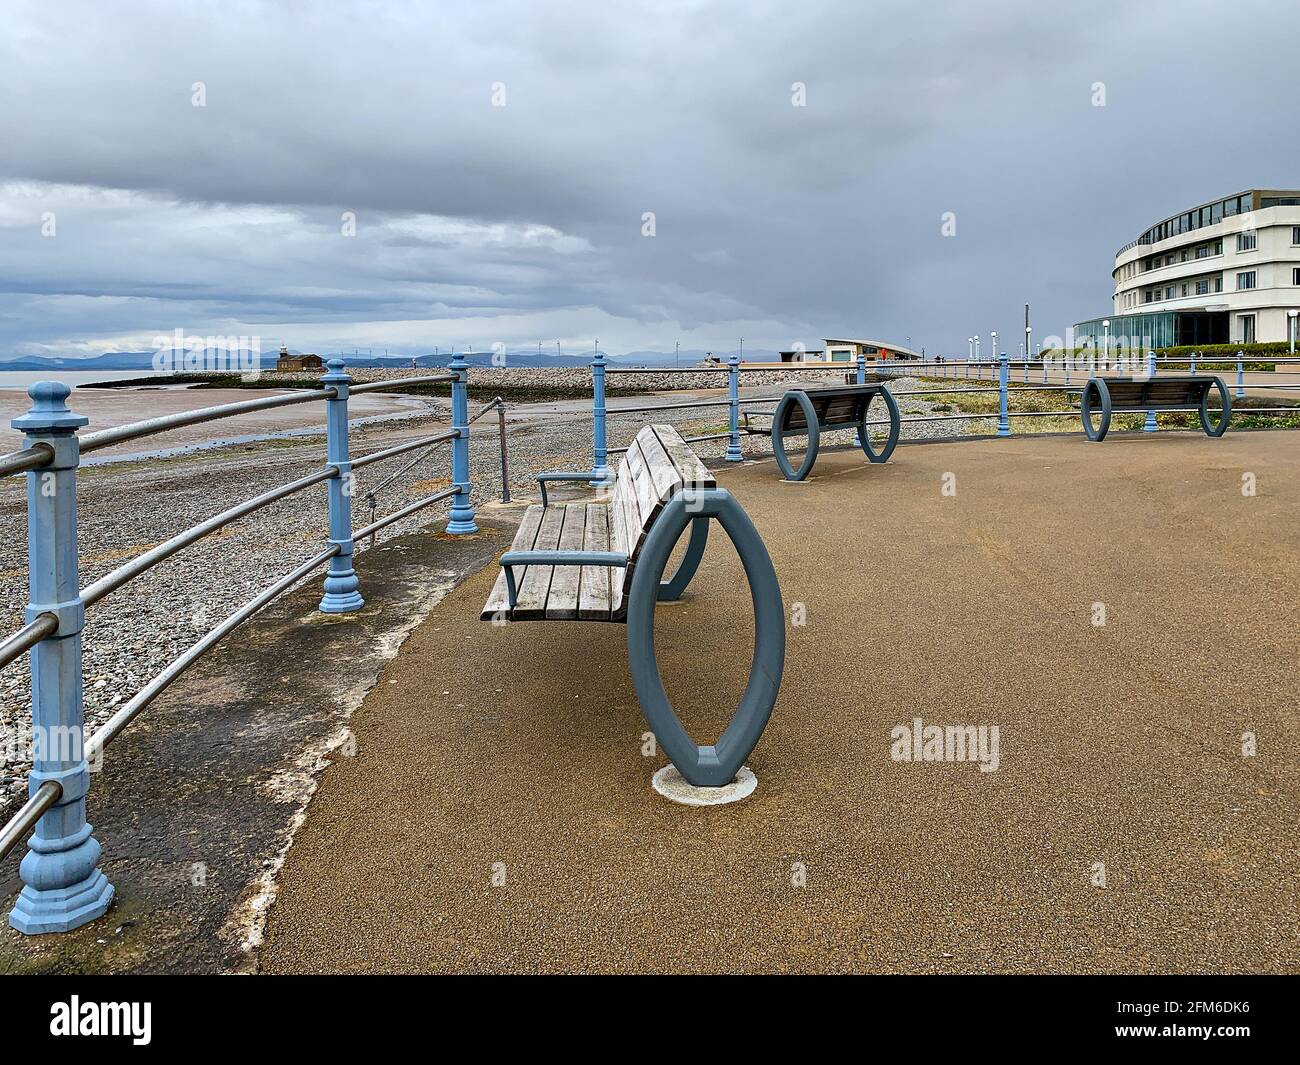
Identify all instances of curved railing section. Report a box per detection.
[0,355,493,934]
[586,350,1300,470]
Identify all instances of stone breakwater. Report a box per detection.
[252,363,858,394]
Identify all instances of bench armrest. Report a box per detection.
[535,470,610,505]
[499,550,629,607]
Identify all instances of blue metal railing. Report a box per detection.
[0,359,479,934]
[587,351,1300,468]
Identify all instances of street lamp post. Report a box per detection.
[990,331,997,380]
[1102,319,1110,370]
[1290,310,1298,355]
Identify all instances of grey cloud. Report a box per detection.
[1,0,1298,357]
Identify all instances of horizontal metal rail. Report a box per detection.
[351,429,458,471]
[0,781,63,863]
[0,443,55,479]
[468,396,505,424]
[353,486,459,541]
[79,466,338,608]
[348,373,457,394]
[604,363,851,374]
[79,388,337,454]
[0,614,60,671]
[83,546,341,764]
[607,398,733,414]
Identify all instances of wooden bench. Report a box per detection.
[742,384,901,480]
[480,424,785,788]
[1080,375,1231,441]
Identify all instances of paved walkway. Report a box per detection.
[261,429,1300,973]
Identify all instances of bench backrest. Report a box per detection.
[1094,375,1214,410]
[780,386,880,432]
[609,424,715,595]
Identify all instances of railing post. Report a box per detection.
[8,382,113,935]
[725,352,742,462]
[447,351,478,533]
[855,353,865,385]
[319,359,364,612]
[1235,349,1245,398]
[1144,350,1158,432]
[997,352,1010,437]
[1190,350,1198,375]
[590,350,611,484]
[496,401,512,503]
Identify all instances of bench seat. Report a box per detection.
[743,384,901,480]
[480,423,715,622]
[1081,375,1231,441]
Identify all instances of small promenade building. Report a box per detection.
[276,345,324,371]
[1075,189,1300,350]
[774,339,921,364]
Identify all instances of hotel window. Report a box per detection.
[1293,226,1300,245]
[1237,232,1257,252]
[1236,271,1256,290]
[1144,291,1154,303]
[1293,267,1300,285]
[1215,277,1224,293]
[1166,286,1177,299]
[1215,240,1223,254]
[1240,314,1256,344]
[1195,245,1209,259]
[1195,280,1210,295]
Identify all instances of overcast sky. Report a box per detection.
[2,0,1299,360]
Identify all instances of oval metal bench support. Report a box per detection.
[627,490,785,787]
[859,387,900,463]
[658,516,709,601]
[771,391,819,481]
[1081,378,1111,441]
[1200,378,1231,437]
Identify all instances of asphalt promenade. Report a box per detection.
[262,429,1299,973]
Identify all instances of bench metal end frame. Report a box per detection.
[626,489,784,787]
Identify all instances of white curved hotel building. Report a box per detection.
[1075,189,1300,349]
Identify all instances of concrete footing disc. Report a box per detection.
[651,764,757,806]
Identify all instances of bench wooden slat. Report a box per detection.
[636,424,684,504]
[480,504,545,620]
[621,440,654,563]
[544,503,588,620]
[579,503,613,620]
[512,504,566,620]
[651,424,715,488]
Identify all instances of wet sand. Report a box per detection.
[0,385,426,459]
